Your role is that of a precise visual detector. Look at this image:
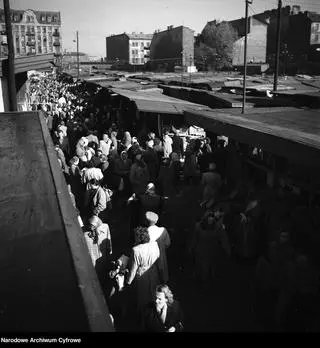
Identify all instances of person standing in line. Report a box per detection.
[83,215,112,267]
[129,152,150,196]
[172,129,184,160]
[99,133,112,158]
[143,139,159,183]
[146,211,171,284]
[163,130,173,158]
[125,227,161,318]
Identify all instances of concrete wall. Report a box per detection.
[106,34,129,62]
[149,26,194,71]
[106,34,129,63]
[182,27,195,67]
[233,18,267,65]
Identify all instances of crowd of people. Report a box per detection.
[28,71,320,332]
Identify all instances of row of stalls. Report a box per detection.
[183,107,320,203]
[93,82,209,142]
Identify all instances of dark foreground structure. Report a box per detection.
[0,111,114,332]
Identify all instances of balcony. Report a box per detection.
[26,41,36,47]
[52,32,60,37]
[53,41,61,47]
[26,31,35,36]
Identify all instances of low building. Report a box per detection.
[0,8,62,60]
[106,32,153,67]
[148,25,195,72]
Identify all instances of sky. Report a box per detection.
[7,0,320,58]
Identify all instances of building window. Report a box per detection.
[41,15,45,22]
[131,50,135,55]
[47,16,52,23]
[315,34,320,43]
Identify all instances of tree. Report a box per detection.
[200,20,237,70]
[194,42,217,71]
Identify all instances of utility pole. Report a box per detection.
[242,0,252,114]
[189,55,192,83]
[181,50,184,83]
[273,0,282,92]
[76,30,80,79]
[4,0,17,111]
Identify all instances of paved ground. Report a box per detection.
[106,183,261,332]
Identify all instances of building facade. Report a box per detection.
[148,25,195,72]
[229,16,268,66]
[0,9,61,58]
[106,32,152,66]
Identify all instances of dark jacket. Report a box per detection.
[142,300,184,332]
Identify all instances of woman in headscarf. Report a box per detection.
[84,175,111,223]
[83,215,112,267]
[125,226,161,317]
[76,137,94,167]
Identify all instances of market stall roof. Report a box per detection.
[110,87,208,114]
[184,108,320,166]
[0,111,113,332]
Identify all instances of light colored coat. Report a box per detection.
[127,242,161,313]
[84,223,112,266]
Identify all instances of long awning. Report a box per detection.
[110,87,208,115]
[184,108,320,166]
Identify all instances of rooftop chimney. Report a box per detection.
[291,5,300,15]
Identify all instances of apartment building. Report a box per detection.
[106,32,153,66]
[0,8,61,58]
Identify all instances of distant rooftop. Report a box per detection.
[0,8,61,25]
[107,32,153,40]
[127,32,153,40]
[153,25,195,35]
